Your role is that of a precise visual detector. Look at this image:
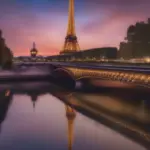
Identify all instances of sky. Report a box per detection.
[0,0,150,56]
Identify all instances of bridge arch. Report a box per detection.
[52,67,76,89]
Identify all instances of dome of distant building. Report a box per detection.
[30,42,38,57]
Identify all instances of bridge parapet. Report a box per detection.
[63,67,150,88]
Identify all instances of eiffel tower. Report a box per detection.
[60,0,80,55]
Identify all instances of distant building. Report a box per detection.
[16,56,31,62]
[47,47,118,61]
[0,30,13,69]
[80,47,117,59]
[14,55,47,62]
[30,42,38,57]
[119,18,150,59]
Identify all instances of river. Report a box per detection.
[0,81,148,150]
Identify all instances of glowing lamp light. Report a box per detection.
[145,58,150,63]
[31,49,38,57]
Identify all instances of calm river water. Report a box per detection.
[0,82,148,150]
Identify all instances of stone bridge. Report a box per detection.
[52,66,150,89]
[14,62,150,89]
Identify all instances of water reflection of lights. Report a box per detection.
[5,90,11,97]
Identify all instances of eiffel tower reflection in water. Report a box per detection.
[28,92,76,150]
[28,91,76,150]
[66,105,76,150]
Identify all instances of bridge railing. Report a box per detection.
[13,58,150,67]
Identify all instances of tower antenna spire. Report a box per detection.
[33,42,36,49]
[67,0,75,36]
[60,0,80,54]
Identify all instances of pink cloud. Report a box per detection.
[0,0,150,56]
[79,9,150,48]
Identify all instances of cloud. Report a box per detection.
[0,0,150,55]
[85,0,150,8]
[78,0,150,48]
[0,0,67,56]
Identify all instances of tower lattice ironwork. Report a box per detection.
[60,0,80,54]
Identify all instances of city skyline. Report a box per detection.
[0,0,150,56]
